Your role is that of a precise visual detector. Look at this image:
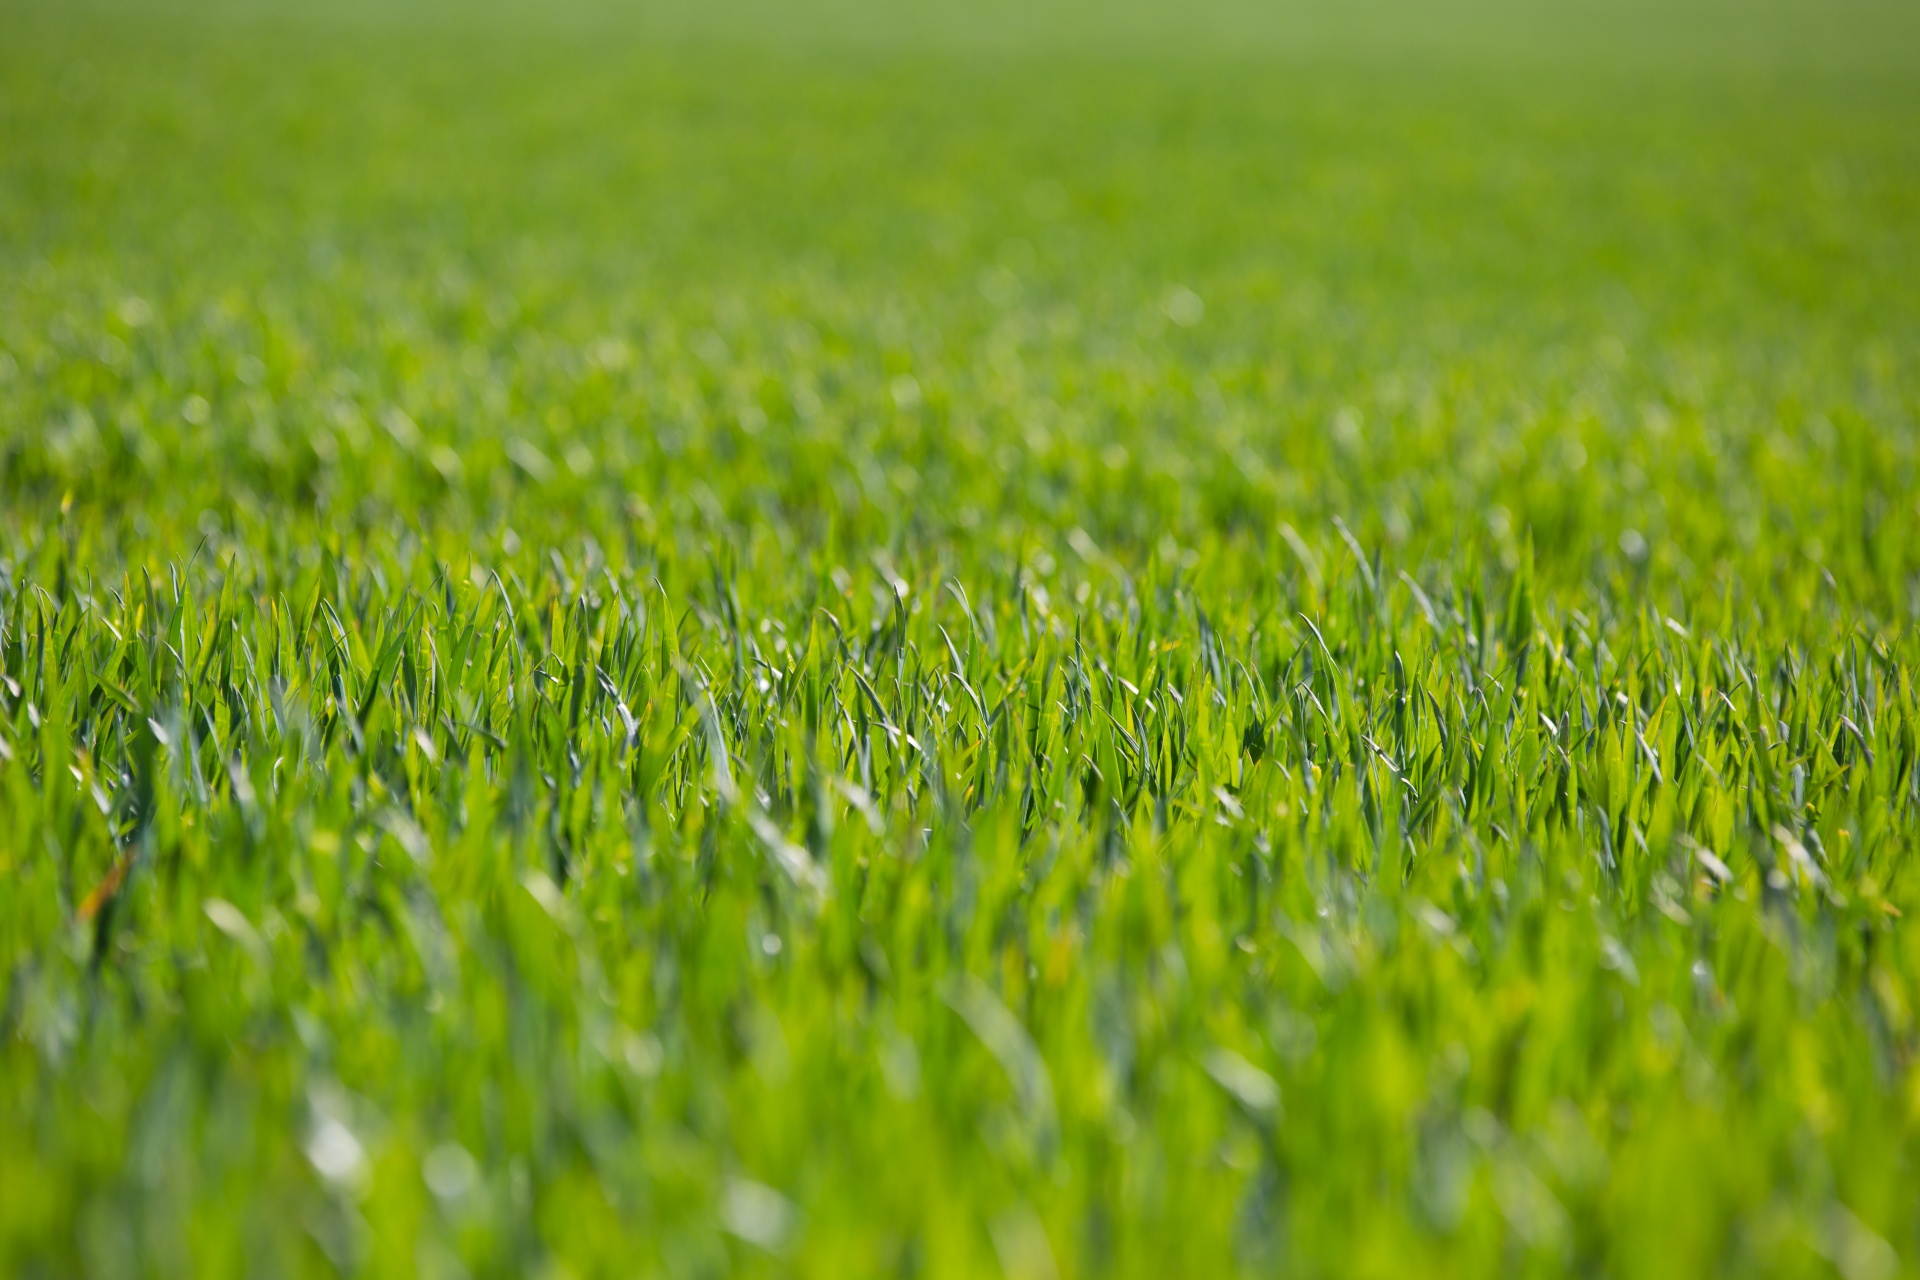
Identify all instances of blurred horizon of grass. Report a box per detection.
[8,0,1920,74]
[7,0,1916,317]
[3,0,1917,597]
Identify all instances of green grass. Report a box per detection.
[4,1,1920,1275]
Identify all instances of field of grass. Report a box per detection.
[4,0,1920,1275]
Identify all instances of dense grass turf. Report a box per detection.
[4,1,1920,1275]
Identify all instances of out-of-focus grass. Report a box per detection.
[3,1,1920,1276]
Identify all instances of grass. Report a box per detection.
[3,0,1920,1275]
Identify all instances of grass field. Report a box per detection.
[4,0,1920,1275]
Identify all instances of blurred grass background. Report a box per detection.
[4,0,1916,593]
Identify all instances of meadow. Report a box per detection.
[3,0,1920,1275]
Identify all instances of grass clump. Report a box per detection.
[3,1,1920,1276]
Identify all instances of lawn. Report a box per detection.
[3,0,1920,1275]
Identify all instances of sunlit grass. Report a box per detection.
[3,2,1920,1276]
